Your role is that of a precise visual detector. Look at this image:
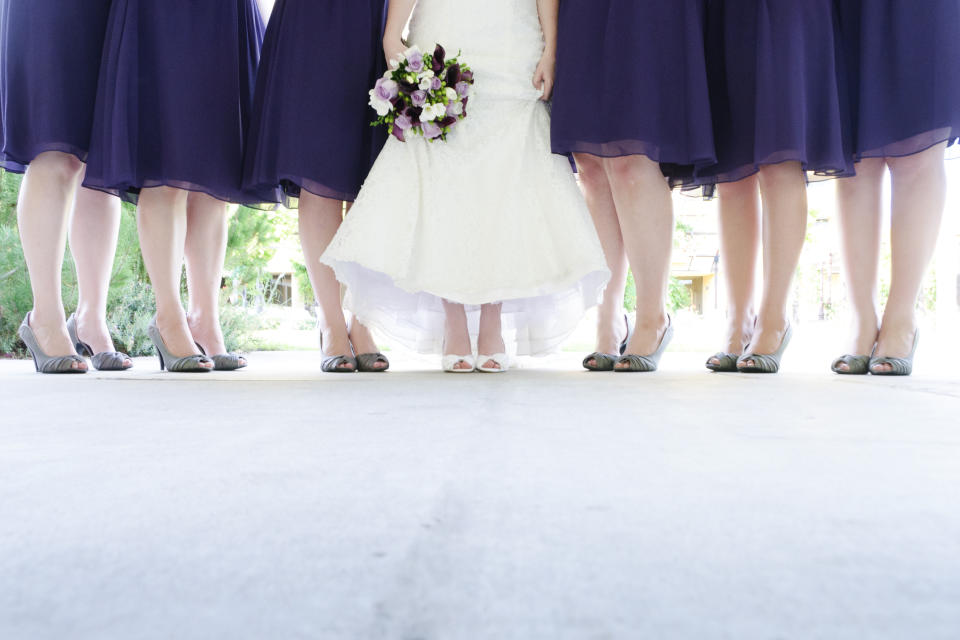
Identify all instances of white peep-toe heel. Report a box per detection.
[477,353,509,373]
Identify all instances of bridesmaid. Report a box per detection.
[244,0,389,373]
[552,0,716,372]
[1,0,132,373]
[84,0,275,372]
[832,0,960,376]
[701,0,853,374]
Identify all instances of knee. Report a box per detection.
[574,154,608,191]
[31,151,84,183]
[603,154,661,188]
[757,161,804,191]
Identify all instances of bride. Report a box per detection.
[320,0,609,372]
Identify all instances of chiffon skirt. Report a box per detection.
[0,0,112,172]
[837,0,960,160]
[697,0,854,186]
[83,0,276,206]
[550,0,716,183]
[243,0,387,207]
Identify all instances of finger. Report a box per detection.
[532,71,542,90]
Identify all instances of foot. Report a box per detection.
[187,311,244,367]
[443,327,473,371]
[738,313,788,370]
[347,317,387,370]
[26,311,87,371]
[707,314,755,368]
[75,312,132,368]
[318,323,355,372]
[159,311,212,368]
[871,315,917,374]
[615,312,668,370]
[586,308,628,369]
[477,333,507,371]
[834,315,879,373]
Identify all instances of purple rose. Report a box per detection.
[411,90,427,107]
[407,50,425,73]
[394,114,413,131]
[455,81,471,98]
[431,77,442,91]
[422,121,442,139]
[374,77,399,102]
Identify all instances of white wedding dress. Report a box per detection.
[321,0,610,356]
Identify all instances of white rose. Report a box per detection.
[419,77,433,91]
[444,87,459,103]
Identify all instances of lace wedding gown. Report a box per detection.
[320,0,610,356]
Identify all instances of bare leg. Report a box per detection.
[603,155,672,366]
[574,153,629,365]
[137,186,211,366]
[872,143,948,372]
[740,162,807,366]
[709,176,761,366]
[442,300,473,370]
[183,192,242,365]
[69,178,130,365]
[835,158,884,368]
[16,151,86,369]
[299,192,359,369]
[477,302,505,369]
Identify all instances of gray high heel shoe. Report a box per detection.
[738,323,793,374]
[832,344,876,375]
[869,330,919,376]
[356,352,389,372]
[194,342,247,371]
[583,313,632,372]
[66,314,132,371]
[147,317,212,373]
[18,313,87,374]
[615,315,673,373]
[706,352,739,372]
[318,329,357,373]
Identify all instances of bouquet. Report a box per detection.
[369,44,474,143]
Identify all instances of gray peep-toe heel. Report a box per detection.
[615,315,673,373]
[67,314,132,371]
[18,313,87,374]
[147,317,212,373]
[194,342,247,371]
[831,345,875,375]
[356,352,389,372]
[319,330,357,373]
[737,324,793,374]
[869,330,919,377]
[583,313,633,372]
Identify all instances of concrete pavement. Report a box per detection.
[0,345,958,639]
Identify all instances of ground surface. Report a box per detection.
[1,335,958,639]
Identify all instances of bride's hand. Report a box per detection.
[384,37,407,68]
[533,52,556,101]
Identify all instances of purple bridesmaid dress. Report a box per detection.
[551,0,717,185]
[83,0,276,206]
[0,0,113,172]
[697,0,855,186]
[244,0,387,207]
[837,0,960,160]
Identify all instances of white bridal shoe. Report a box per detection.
[477,353,509,373]
[442,353,476,373]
